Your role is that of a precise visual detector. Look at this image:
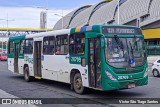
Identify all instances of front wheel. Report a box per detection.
[73,73,86,94]
[24,67,34,82]
[152,69,160,77]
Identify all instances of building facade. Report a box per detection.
[54,0,160,55]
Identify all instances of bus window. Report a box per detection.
[8,41,14,54]
[55,35,68,55]
[69,33,85,55]
[20,40,25,54]
[24,39,33,54]
[43,36,55,55]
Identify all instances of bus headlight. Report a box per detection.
[143,68,148,77]
[105,71,117,81]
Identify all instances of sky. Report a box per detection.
[0,0,103,28]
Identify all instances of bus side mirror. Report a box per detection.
[101,38,105,48]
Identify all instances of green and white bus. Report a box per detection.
[8,25,148,94]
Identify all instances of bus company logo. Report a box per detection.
[24,56,33,64]
[2,99,11,104]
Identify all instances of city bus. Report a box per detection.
[7,25,148,94]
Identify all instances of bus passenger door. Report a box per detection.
[34,41,42,78]
[88,38,101,89]
[14,43,19,73]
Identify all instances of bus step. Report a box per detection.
[35,76,42,79]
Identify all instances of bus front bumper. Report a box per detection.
[102,76,148,91]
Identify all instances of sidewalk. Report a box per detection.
[0,89,17,98]
[0,89,37,107]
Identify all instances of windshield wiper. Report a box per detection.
[114,35,123,50]
[133,35,137,50]
[128,40,135,67]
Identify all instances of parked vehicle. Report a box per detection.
[0,52,7,61]
[152,58,160,77]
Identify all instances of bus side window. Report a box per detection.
[20,40,25,54]
[69,33,85,55]
[49,37,55,54]
[55,35,68,55]
[8,41,14,54]
[24,39,33,54]
[43,37,49,54]
[43,36,55,55]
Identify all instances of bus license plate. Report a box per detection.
[128,84,135,88]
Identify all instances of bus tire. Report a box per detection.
[73,73,86,94]
[152,69,160,77]
[24,67,33,82]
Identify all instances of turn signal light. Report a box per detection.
[81,58,86,67]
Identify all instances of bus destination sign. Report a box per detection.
[102,26,142,35]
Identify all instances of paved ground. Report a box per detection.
[0,61,160,107]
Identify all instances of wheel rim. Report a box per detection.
[154,70,158,76]
[75,77,82,90]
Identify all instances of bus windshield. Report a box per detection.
[105,37,146,68]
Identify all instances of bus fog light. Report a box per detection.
[144,68,148,77]
[105,71,117,81]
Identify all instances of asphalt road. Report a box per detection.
[0,61,160,107]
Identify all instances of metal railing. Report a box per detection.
[146,45,160,55]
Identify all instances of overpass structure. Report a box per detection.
[0,27,53,37]
[54,0,160,55]
[0,27,53,52]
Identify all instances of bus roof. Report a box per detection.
[102,24,140,28]
[25,29,70,39]
[70,24,140,34]
[9,35,26,41]
[9,24,141,40]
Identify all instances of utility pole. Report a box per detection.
[117,0,120,24]
[0,14,15,36]
[54,10,64,29]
